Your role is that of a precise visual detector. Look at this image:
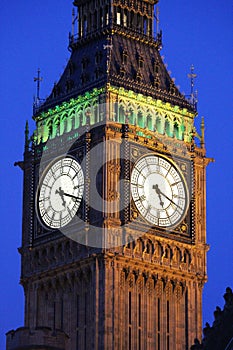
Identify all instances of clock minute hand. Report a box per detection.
[157,188,183,210]
[62,192,79,201]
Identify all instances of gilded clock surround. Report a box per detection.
[36,156,84,229]
[130,153,189,229]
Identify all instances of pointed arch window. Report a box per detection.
[116,8,121,25]
[120,67,126,78]
[47,120,53,138]
[123,10,127,27]
[136,72,142,83]
[61,113,68,134]
[174,122,179,139]
[93,105,99,123]
[100,7,103,28]
[155,63,159,74]
[128,109,134,125]
[138,112,144,128]
[95,67,103,79]
[147,115,153,130]
[170,84,175,94]
[121,49,128,65]
[155,79,160,89]
[81,72,90,85]
[130,11,134,29]
[105,5,109,25]
[156,117,162,133]
[143,16,148,35]
[165,119,170,136]
[55,117,61,136]
[137,13,141,32]
[138,56,144,69]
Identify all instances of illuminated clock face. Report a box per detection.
[130,154,189,228]
[37,157,84,229]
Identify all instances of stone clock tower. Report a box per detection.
[6,1,211,349]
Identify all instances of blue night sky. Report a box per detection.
[0,0,232,348]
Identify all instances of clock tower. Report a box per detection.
[6,1,211,349]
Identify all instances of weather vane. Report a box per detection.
[71,8,78,38]
[34,68,43,101]
[187,64,198,109]
[154,5,162,49]
[33,68,45,114]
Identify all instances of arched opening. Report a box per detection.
[137,112,144,128]
[143,16,147,35]
[137,13,141,32]
[130,11,134,29]
[116,8,121,25]
[119,105,125,123]
[60,114,67,134]
[165,119,170,136]
[93,105,99,123]
[183,250,191,264]
[70,114,75,130]
[128,109,134,125]
[174,122,179,139]
[123,9,127,27]
[47,120,53,138]
[105,5,109,25]
[155,117,161,133]
[147,115,153,130]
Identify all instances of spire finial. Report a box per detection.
[33,68,43,101]
[154,5,162,49]
[188,64,197,95]
[33,68,45,114]
[187,64,198,109]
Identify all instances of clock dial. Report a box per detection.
[130,154,189,228]
[37,157,84,229]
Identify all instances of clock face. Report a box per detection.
[130,154,189,228]
[37,157,84,229]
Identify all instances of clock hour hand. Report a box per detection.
[152,184,164,208]
[55,187,66,207]
[154,184,182,210]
